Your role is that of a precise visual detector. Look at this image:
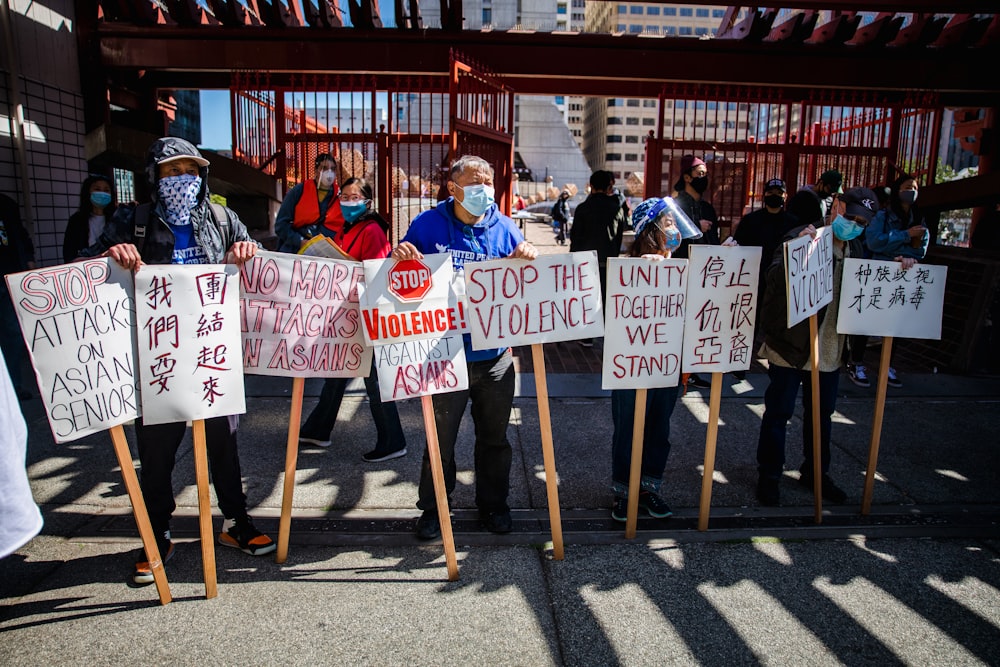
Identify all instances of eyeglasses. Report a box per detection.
[339,195,369,203]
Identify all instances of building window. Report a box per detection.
[625,135,639,142]
[557,5,566,13]
[695,27,709,36]
[555,96,564,105]
[664,7,676,16]
[626,117,639,125]
[626,99,640,107]
[696,8,709,17]
[483,8,491,23]
[680,8,692,17]
[625,153,638,161]
[645,25,659,34]
[663,25,676,35]
[646,6,659,14]
[617,24,626,31]
[713,9,725,18]
[642,117,655,126]
[630,24,642,33]
[607,135,622,143]
[608,117,623,125]
[606,153,622,162]
[630,6,642,14]
[617,5,626,13]
[679,26,693,35]
[643,99,656,108]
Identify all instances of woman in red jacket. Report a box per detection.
[274,153,344,253]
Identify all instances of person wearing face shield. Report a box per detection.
[754,186,878,508]
[391,155,538,541]
[274,152,344,254]
[63,174,117,263]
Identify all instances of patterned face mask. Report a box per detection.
[158,174,202,225]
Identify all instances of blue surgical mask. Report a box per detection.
[831,214,863,241]
[341,201,367,223]
[660,224,682,252]
[457,184,495,217]
[90,191,112,209]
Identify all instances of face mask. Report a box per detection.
[90,191,112,209]
[158,174,202,219]
[457,184,495,217]
[831,214,864,241]
[899,190,918,205]
[341,201,367,223]
[763,194,784,209]
[661,225,682,252]
[689,176,709,194]
[318,170,336,189]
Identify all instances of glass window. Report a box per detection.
[617,5,626,13]
[607,135,622,143]
[617,24,626,31]
[664,7,676,16]
[626,117,639,125]
[679,26,693,35]
[680,8,692,17]
[482,8,491,23]
[625,135,639,142]
[645,25,659,34]
[557,5,566,13]
[663,25,676,35]
[625,154,638,161]
[606,153,622,161]
[555,96,564,105]
[630,24,642,33]
[642,117,655,126]
[643,99,656,108]
[713,9,725,18]
[696,8,708,17]
[646,6,659,14]
[630,6,643,14]
[626,99,640,107]
[695,27,709,36]
[608,116,623,124]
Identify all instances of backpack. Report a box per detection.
[132,201,230,256]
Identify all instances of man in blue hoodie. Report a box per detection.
[391,155,538,540]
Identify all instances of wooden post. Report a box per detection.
[530,343,565,558]
[809,314,823,524]
[624,388,647,539]
[861,337,893,514]
[276,376,305,563]
[108,425,172,605]
[192,419,218,599]
[421,394,459,581]
[697,373,724,531]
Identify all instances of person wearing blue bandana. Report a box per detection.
[392,155,538,540]
[755,186,878,508]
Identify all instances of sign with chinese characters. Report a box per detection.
[135,265,245,425]
[602,257,687,390]
[239,251,371,378]
[783,226,834,328]
[464,252,604,348]
[5,259,139,443]
[682,245,761,374]
[837,258,948,339]
[372,335,468,402]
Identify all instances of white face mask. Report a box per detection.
[318,170,336,189]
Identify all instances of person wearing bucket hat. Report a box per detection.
[754,184,878,508]
[608,197,693,523]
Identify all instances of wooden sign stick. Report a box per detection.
[192,419,218,599]
[809,314,823,524]
[276,376,305,563]
[697,372,724,531]
[108,424,172,605]
[624,388,648,540]
[861,337,894,514]
[421,394,459,581]
[530,343,564,558]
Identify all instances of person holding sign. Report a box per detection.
[609,197,687,522]
[299,177,408,462]
[79,137,276,584]
[755,186,879,507]
[391,155,538,540]
[274,152,344,254]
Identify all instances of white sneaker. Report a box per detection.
[299,437,331,448]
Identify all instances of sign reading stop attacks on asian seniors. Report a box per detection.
[682,245,761,374]
[464,251,604,348]
[784,225,834,328]
[837,258,947,339]
[5,259,140,443]
[239,251,371,378]
[602,257,687,390]
[135,265,245,425]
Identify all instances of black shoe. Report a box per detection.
[611,497,628,523]
[133,538,175,586]
[756,477,780,507]
[415,510,441,540]
[637,491,673,518]
[218,516,276,556]
[362,447,407,463]
[798,472,847,504]
[687,374,711,389]
[731,370,746,381]
[480,509,512,534]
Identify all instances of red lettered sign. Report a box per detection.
[387,259,433,302]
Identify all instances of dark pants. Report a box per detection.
[0,284,27,394]
[757,364,839,480]
[417,349,514,514]
[300,359,406,454]
[135,415,247,536]
[610,386,680,497]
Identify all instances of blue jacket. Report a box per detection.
[402,199,524,361]
[866,206,928,261]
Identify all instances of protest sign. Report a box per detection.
[783,226,834,328]
[464,251,604,348]
[372,335,468,402]
[602,257,687,390]
[239,251,371,377]
[682,245,761,374]
[837,258,947,339]
[135,265,244,425]
[5,259,139,443]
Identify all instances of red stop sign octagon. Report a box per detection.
[387,259,433,302]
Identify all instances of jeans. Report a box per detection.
[300,359,406,454]
[756,364,840,480]
[610,386,680,497]
[417,349,514,514]
[134,415,248,536]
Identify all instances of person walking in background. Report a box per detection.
[298,177,408,462]
[274,152,343,253]
[80,136,276,584]
[754,186,879,507]
[391,155,538,540]
[570,169,627,348]
[0,193,36,401]
[550,189,570,246]
[63,173,117,263]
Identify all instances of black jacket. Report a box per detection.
[569,193,626,264]
[673,190,720,258]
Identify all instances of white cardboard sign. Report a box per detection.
[837,258,947,339]
[784,226,834,328]
[135,265,245,425]
[372,335,469,402]
[602,257,687,390]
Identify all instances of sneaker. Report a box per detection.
[362,447,407,463]
[887,367,902,388]
[577,338,594,348]
[218,516,276,556]
[299,436,331,448]
[638,491,673,518]
[687,374,711,389]
[756,477,780,507]
[848,363,870,388]
[798,472,848,504]
[480,509,513,534]
[611,497,628,523]
[133,540,175,586]
[415,510,441,540]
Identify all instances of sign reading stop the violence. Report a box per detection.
[784,226,834,328]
